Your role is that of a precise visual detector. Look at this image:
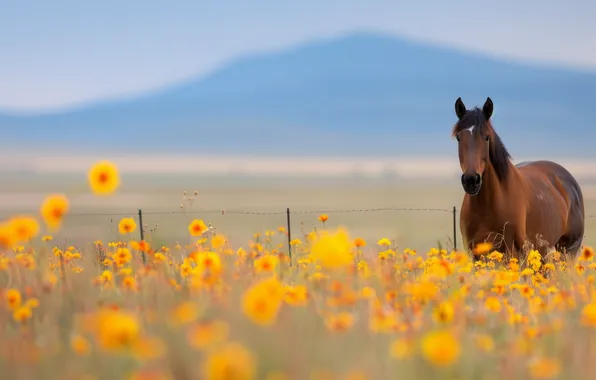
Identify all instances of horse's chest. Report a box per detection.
[461,213,516,246]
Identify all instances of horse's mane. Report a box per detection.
[451,107,512,181]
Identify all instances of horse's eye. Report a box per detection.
[485,135,489,141]
[456,135,461,142]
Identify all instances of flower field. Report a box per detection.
[1,161,596,380]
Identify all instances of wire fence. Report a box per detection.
[50,206,458,262]
[5,205,596,264]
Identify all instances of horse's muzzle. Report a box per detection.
[461,173,482,195]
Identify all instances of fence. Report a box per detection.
[49,206,459,264]
[5,205,596,265]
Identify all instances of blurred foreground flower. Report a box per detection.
[473,242,493,256]
[88,160,120,195]
[187,320,230,350]
[310,228,353,271]
[40,194,70,230]
[241,277,284,326]
[8,216,40,243]
[527,357,561,379]
[201,341,256,380]
[421,329,460,367]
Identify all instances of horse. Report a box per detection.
[452,97,585,261]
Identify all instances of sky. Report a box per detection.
[1,0,595,112]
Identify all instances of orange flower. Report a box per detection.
[353,237,366,248]
[318,214,328,223]
[4,288,22,310]
[581,247,594,261]
[138,240,150,252]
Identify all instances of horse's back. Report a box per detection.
[516,160,585,254]
[515,160,584,210]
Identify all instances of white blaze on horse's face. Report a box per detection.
[467,125,475,134]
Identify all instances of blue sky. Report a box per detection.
[1,0,595,111]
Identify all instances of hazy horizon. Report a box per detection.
[4,152,596,180]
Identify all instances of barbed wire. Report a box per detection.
[4,208,596,218]
[54,206,454,218]
[290,207,452,215]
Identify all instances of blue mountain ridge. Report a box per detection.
[1,31,595,157]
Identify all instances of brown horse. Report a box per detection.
[452,97,585,260]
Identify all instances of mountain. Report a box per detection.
[1,31,596,157]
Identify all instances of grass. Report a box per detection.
[1,174,596,379]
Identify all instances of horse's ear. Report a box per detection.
[455,97,466,120]
[483,97,493,120]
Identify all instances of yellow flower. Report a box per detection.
[484,296,502,313]
[474,334,494,352]
[421,330,460,367]
[118,217,137,235]
[113,247,133,266]
[8,216,40,243]
[71,335,91,356]
[310,228,354,271]
[170,301,201,326]
[25,298,40,308]
[377,238,391,246]
[121,276,137,291]
[473,242,493,256]
[13,305,33,323]
[194,252,222,275]
[324,312,355,332]
[406,280,438,303]
[187,320,230,350]
[201,342,256,380]
[189,219,208,236]
[95,309,140,351]
[283,285,308,306]
[389,338,414,360]
[527,357,561,379]
[254,255,279,273]
[211,234,226,249]
[88,160,120,195]
[581,303,596,327]
[0,222,17,249]
[241,277,284,326]
[40,193,69,229]
[432,301,455,324]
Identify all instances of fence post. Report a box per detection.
[138,209,146,264]
[286,208,292,265]
[452,206,457,251]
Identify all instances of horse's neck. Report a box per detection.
[470,162,517,210]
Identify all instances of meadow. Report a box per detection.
[1,168,596,379]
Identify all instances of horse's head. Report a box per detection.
[452,97,494,196]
